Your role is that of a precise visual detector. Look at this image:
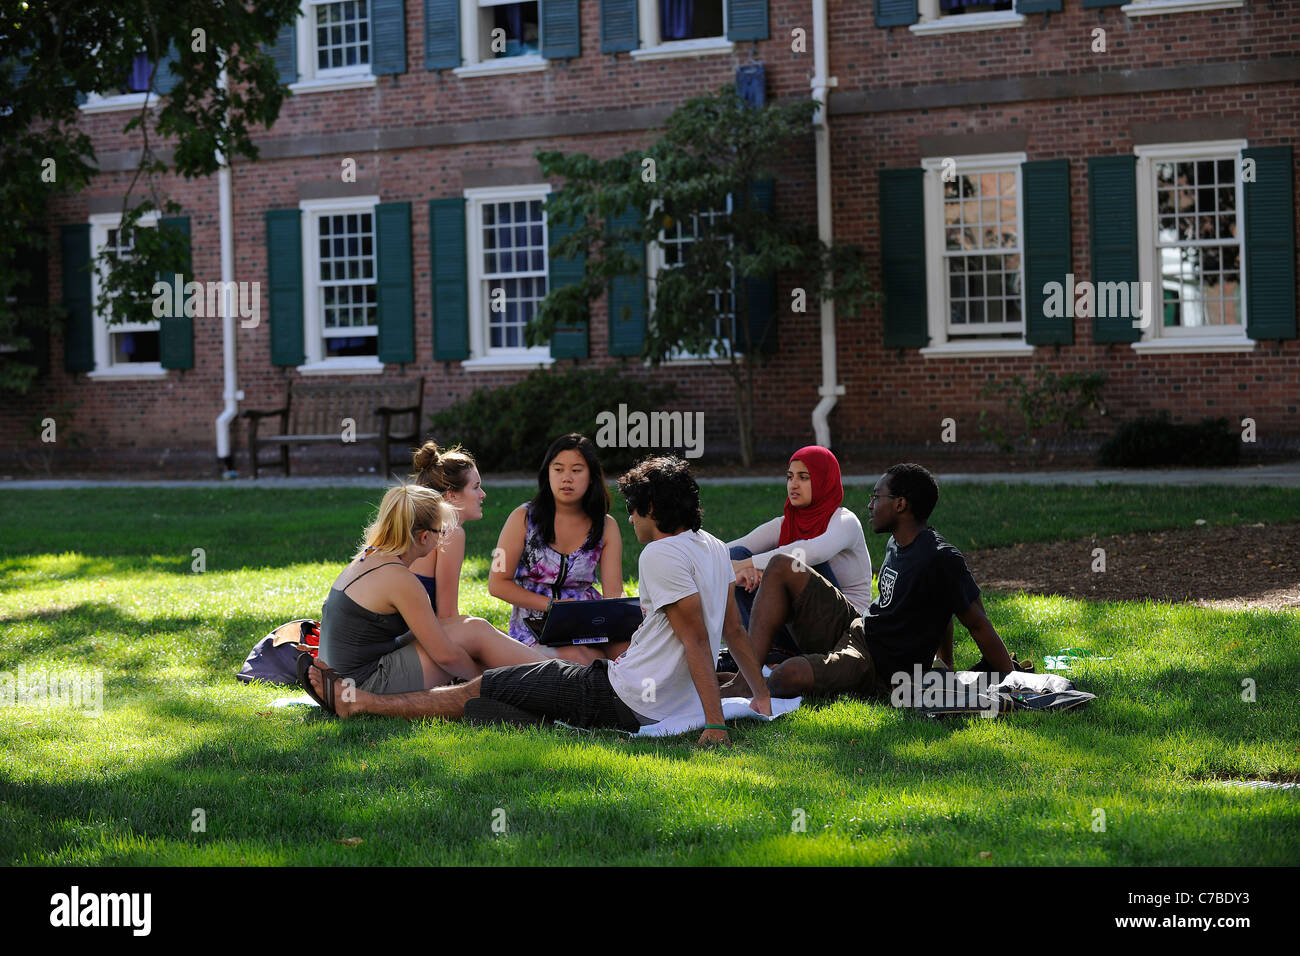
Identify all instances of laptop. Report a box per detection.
[534,597,644,647]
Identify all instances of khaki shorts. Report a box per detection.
[788,568,886,698]
[359,642,426,695]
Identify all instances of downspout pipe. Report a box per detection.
[809,0,843,449]
[214,65,239,476]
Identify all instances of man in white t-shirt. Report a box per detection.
[307,456,772,747]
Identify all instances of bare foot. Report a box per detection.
[307,660,362,719]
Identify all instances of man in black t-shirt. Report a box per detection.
[721,463,1014,700]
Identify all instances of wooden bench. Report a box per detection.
[242,378,425,478]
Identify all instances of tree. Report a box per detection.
[0,0,300,392]
[530,85,873,467]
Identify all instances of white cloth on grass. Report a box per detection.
[631,693,802,738]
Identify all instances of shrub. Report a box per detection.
[977,370,1108,454]
[427,366,680,473]
[1097,412,1240,467]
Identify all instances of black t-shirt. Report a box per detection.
[861,526,981,681]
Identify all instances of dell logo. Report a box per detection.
[592,617,606,625]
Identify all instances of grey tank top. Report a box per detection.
[318,562,412,687]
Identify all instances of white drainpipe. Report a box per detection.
[809,0,843,448]
[214,66,239,474]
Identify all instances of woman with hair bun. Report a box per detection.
[408,440,483,618]
[489,433,626,664]
[307,483,546,709]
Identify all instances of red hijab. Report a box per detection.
[777,446,844,546]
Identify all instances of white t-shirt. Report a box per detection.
[727,506,873,613]
[607,529,732,724]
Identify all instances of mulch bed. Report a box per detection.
[966,522,1300,612]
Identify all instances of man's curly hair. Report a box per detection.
[617,455,703,534]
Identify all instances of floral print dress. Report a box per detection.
[507,503,604,646]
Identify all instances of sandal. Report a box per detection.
[297,653,340,716]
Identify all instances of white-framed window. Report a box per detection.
[298,195,383,374]
[461,184,555,370]
[629,0,734,60]
[1121,1,1244,17]
[1132,139,1252,353]
[911,0,1024,36]
[292,0,379,93]
[647,194,739,362]
[454,0,548,77]
[79,51,158,114]
[87,211,166,379]
[919,152,1032,358]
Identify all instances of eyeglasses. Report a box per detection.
[868,494,899,504]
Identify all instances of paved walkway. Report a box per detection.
[5,463,1300,489]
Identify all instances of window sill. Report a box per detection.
[453,56,548,78]
[909,12,1026,36]
[86,365,167,380]
[79,92,153,114]
[296,358,384,375]
[1131,336,1254,354]
[920,341,1034,359]
[629,38,735,61]
[288,74,377,95]
[460,353,555,371]
[1122,1,1244,17]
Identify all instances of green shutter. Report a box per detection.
[14,242,51,375]
[267,21,297,85]
[1015,0,1062,13]
[1244,145,1296,340]
[429,197,469,360]
[424,0,461,69]
[371,0,407,75]
[743,179,777,354]
[60,224,94,373]
[875,0,918,28]
[727,0,769,42]
[1081,0,1125,8]
[265,209,305,366]
[1022,159,1073,346]
[376,202,415,364]
[606,205,646,356]
[601,0,639,53]
[1087,155,1140,344]
[542,0,581,60]
[878,168,928,349]
[152,42,181,96]
[547,202,589,360]
[159,216,193,369]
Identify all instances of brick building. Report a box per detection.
[5,0,1297,474]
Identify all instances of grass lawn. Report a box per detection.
[1,482,1298,865]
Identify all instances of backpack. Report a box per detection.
[235,620,320,686]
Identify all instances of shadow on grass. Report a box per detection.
[0,601,295,678]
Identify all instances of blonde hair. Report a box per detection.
[355,483,459,560]
[411,440,477,494]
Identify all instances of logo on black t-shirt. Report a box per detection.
[878,566,898,607]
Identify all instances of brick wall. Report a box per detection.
[3,0,1296,471]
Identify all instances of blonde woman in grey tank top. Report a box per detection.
[308,484,550,707]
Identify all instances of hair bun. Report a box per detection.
[412,440,441,473]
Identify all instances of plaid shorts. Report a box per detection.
[479,658,646,732]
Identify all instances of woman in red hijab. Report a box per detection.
[727,446,873,664]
